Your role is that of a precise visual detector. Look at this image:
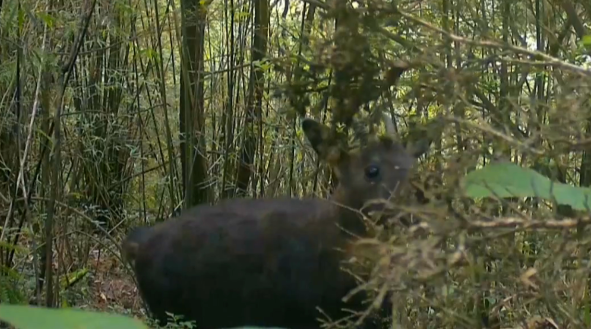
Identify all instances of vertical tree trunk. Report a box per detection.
[235,0,269,197]
[180,0,210,207]
[220,0,237,200]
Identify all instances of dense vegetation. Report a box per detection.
[0,0,590,328]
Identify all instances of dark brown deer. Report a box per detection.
[123,116,430,329]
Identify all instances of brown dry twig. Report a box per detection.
[410,216,591,232]
[467,217,591,230]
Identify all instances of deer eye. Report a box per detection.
[364,165,380,180]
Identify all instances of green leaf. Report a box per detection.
[0,304,147,329]
[37,12,55,28]
[60,268,89,290]
[461,162,591,211]
[582,35,591,47]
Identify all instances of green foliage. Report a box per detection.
[0,304,289,329]
[0,304,147,329]
[159,312,197,329]
[462,162,591,211]
[0,263,27,305]
[59,268,89,291]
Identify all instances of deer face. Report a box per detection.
[302,117,430,214]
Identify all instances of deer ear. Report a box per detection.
[302,118,345,166]
[402,115,442,158]
[406,138,432,158]
[302,119,327,151]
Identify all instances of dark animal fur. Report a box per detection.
[123,118,430,329]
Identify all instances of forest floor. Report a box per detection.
[81,248,147,321]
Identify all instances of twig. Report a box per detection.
[394,8,591,77]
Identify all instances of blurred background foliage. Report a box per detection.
[0,0,590,328]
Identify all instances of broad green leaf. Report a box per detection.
[0,304,147,329]
[462,162,591,211]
